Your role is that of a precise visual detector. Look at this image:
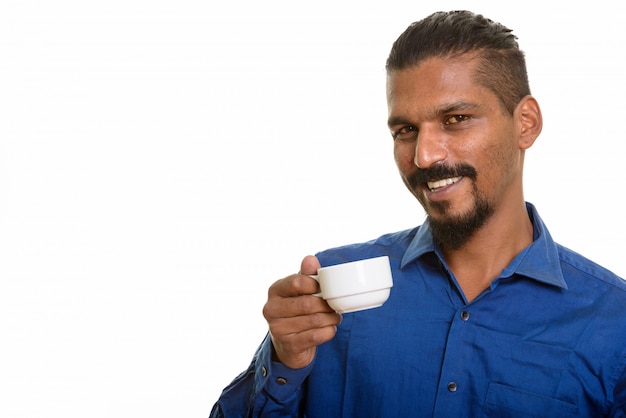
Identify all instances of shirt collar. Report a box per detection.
[400,202,567,289]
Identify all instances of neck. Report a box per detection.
[442,202,533,302]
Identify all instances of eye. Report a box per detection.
[391,125,418,142]
[444,115,471,125]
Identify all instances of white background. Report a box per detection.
[1,1,624,417]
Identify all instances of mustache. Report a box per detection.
[407,163,477,188]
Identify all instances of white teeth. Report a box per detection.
[427,176,462,191]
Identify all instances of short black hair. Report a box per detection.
[386,10,530,114]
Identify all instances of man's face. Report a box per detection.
[387,55,523,249]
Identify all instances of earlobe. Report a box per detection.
[516,95,543,150]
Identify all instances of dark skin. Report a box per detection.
[263,255,340,369]
[388,54,541,301]
[263,53,543,369]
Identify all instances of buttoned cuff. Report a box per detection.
[254,333,315,402]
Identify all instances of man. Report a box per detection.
[211,10,626,417]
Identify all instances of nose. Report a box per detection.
[414,125,447,169]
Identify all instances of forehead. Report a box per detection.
[386,55,498,120]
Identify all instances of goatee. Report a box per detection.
[428,198,493,250]
[407,163,492,250]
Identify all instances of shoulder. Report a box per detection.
[315,227,420,267]
[557,243,626,293]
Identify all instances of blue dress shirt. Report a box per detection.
[211,203,626,417]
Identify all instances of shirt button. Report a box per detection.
[261,366,267,377]
[460,311,470,321]
[276,377,287,385]
[447,382,458,392]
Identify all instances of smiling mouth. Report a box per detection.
[427,176,462,192]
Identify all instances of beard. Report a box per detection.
[427,195,493,250]
[407,163,494,251]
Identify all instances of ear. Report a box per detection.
[515,95,543,150]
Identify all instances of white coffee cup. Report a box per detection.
[311,255,393,313]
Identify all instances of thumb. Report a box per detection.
[300,255,321,276]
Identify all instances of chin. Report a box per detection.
[427,199,493,250]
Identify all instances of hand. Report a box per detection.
[262,255,342,369]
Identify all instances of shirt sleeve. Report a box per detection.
[210,333,314,418]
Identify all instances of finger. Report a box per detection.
[268,274,321,299]
[300,255,321,277]
[263,292,333,323]
[272,323,338,359]
[269,310,342,337]
[269,312,341,355]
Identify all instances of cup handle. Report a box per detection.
[309,274,323,297]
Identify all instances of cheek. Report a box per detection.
[393,143,416,172]
[477,140,519,189]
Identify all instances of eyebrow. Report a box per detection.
[387,100,480,128]
[387,115,412,129]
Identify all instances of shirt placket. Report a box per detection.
[432,305,475,417]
